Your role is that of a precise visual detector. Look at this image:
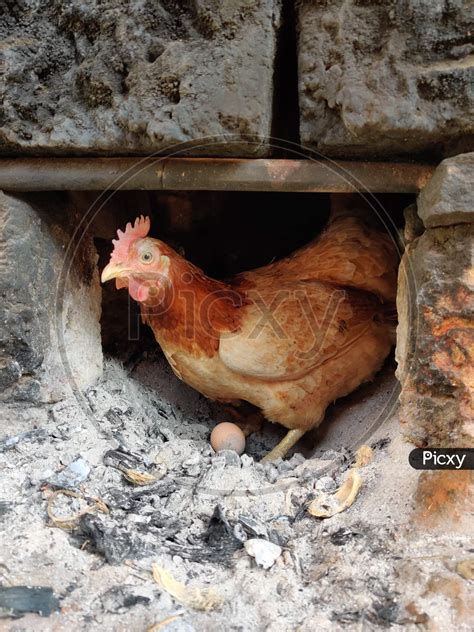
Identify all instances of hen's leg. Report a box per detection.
[262,429,305,462]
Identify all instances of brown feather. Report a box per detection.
[141,244,247,357]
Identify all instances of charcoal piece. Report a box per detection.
[197,505,242,562]
[330,528,363,546]
[0,586,60,618]
[104,479,177,512]
[103,408,127,430]
[371,437,391,451]
[100,585,151,613]
[369,598,399,626]
[103,447,146,471]
[203,505,241,555]
[78,514,154,565]
[146,514,185,538]
[239,515,269,539]
[0,428,48,452]
[331,610,364,624]
[165,506,242,565]
[265,528,288,548]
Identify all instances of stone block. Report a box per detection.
[396,223,474,446]
[418,153,474,228]
[0,191,102,402]
[0,1,280,156]
[298,1,474,159]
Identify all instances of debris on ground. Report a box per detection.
[44,457,91,489]
[99,585,153,614]
[244,539,282,569]
[0,586,60,618]
[353,444,374,467]
[456,558,474,580]
[0,428,48,452]
[152,564,223,611]
[0,357,471,629]
[308,469,363,518]
[47,489,108,530]
[308,444,374,518]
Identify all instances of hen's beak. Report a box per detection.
[101,262,129,283]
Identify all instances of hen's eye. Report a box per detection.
[140,251,154,264]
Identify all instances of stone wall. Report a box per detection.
[0,1,280,156]
[397,153,474,447]
[0,191,102,403]
[297,0,474,159]
[2,1,473,159]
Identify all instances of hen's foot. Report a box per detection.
[262,429,306,462]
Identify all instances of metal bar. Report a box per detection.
[0,158,165,191]
[0,157,434,193]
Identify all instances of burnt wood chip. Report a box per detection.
[238,515,268,539]
[77,514,155,565]
[103,447,147,471]
[331,610,364,624]
[0,586,60,618]
[103,479,177,511]
[103,408,127,430]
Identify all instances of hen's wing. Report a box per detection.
[219,280,383,381]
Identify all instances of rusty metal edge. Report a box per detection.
[0,157,435,193]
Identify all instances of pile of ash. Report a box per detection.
[1,356,469,630]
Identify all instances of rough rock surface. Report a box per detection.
[418,152,474,227]
[297,0,474,159]
[0,191,102,403]
[0,1,280,156]
[396,223,474,447]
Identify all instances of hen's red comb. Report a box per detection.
[110,215,151,264]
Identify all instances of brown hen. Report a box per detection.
[101,201,398,460]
